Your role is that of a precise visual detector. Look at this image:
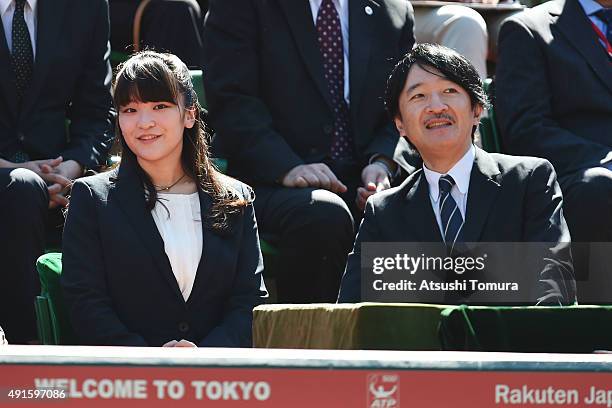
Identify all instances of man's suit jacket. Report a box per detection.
[0,0,114,168]
[338,147,577,304]
[495,0,612,178]
[109,0,204,68]
[202,0,417,184]
[61,159,267,347]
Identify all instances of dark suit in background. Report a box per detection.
[61,163,267,347]
[338,148,576,304]
[109,0,204,68]
[495,0,612,301]
[0,0,114,342]
[203,0,416,302]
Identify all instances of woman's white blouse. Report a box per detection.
[151,192,203,301]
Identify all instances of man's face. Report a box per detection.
[394,64,482,162]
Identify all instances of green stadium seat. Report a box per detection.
[34,253,76,345]
[189,69,206,110]
[439,304,612,352]
[110,50,129,69]
[478,78,502,153]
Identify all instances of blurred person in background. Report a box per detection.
[203,0,419,303]
[496,0,612,302]
[0,0,114,343]
[109,0,204,68]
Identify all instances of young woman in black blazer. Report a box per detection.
[61,51,267,347]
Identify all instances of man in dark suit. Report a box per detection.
[338,44,576,305]
[495,0,612,302]
[0,0,115,342]
[109,0,204,68]
[203,0,417,302]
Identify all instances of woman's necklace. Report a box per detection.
[154,173,186,192]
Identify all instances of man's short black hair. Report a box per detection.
[385,43,488,119]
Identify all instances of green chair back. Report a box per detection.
[439,305,612,353]
[478,78,502,153]
[189,69,206,110]
[35,253,76,345]
[110,50,129,70]
[34,296,54,344]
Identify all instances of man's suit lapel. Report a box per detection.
[277,0,334,109]
[113,161,184,301]
[0,25,18,120]
[19,0,68,119]
[460,147,502,242]
[348,0,375,116]
[553,0,612,94]
[401,171,443,242]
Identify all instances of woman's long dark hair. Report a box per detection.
[113,51,247,231]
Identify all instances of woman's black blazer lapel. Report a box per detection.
[187,188,227,305]
[112,161,184,300]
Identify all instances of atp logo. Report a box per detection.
[367,373,399,408]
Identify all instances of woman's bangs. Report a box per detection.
[114,64,179,108]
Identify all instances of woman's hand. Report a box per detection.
[162,339,197,348]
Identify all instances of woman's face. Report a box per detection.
[118,99,195,168]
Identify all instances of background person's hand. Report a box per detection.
[18,157,63,174]
[0,156,73,208]
[53,160,84,180]
[356,163,392,211]
[281,163,347,194]
[40,159,83,209]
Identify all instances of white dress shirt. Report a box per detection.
[309,0,350,105]
[422,144,475,237]
[0,0,37,57]
[152,192,203,302]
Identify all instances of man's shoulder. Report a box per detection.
[380,0,413,12]
[504,0,562,30]
[484,151,554,179]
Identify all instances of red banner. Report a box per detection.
[1,365,611,407]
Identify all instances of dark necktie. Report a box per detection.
[11,0,34,100]
[595,9,612,45]
[439,175,464,247]
[315,0,352,159]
